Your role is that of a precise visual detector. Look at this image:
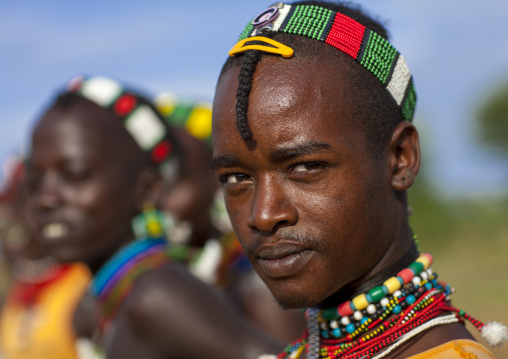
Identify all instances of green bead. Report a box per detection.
[321,307,338,321]
[408,262,424,275]
[459,310,466,316]
[368,286,386,303]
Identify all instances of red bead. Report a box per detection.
[115,94,137,116]
[338,301,354,317]
[397,268,414,284]
[151,140,172,162]
[421,253,433,264]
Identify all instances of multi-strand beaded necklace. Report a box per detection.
[90,237,171,336]
[277,253,501,359]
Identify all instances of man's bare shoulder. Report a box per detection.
[122,261,215,334]
[114,261,282,359]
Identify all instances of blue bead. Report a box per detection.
[397,277,404,285]
[346,323,356,334]
[366,293,373,303]
[332,328,341,338]
[381,285,389,295]
[350,301,357,311]
[406,294,416,305]
[361,317,369,325]
[392,305,402,314]
[425,282,433,291]
[321,330,329,339]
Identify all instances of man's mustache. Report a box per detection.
[242,228,329,257]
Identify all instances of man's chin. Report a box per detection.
[274,292,315,310]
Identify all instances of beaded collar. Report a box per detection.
[231,2,416,122]
[275,253,506,359]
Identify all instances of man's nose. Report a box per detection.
[34,173,63,210]
[246,176,297,235]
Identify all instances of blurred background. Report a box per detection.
[1,0,507,356]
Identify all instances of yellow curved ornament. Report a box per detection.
[229,36,294,58]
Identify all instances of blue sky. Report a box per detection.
[1,0,508,196]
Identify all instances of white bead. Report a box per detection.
[353,311,363,321]
[320,322,328,330]
[420,271,428,280]
[412,276,421,286]
[393,290,402,298]
[367,304,376,315]
[426,268,433,276]
[380,298,389,307]
[341,316,350,325]
[330,320,338,329]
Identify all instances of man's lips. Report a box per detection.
[255,242,314,278]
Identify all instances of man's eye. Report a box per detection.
[292,162,323,173]
[225,174,249,184]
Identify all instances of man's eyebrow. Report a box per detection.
[270,141,331,163]
[211,154,242,171]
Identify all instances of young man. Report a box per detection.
[211,1,506,358]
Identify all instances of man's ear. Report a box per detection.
[134,167,164,211]
[388,121,421,191]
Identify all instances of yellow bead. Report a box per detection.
[416,255,431,269]
[352,294,369,310]
[186,104,213,140]
[383,277,401,294]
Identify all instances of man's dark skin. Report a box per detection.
[211,48,475,357]
[25,98,282,359]
[159,126,306,342]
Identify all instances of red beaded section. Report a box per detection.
[397,268,414,284]
[325,12,366,59]
[114,94,137,116]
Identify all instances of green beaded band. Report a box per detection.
[236,2,417,121]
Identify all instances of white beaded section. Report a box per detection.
[341,316,350,326]
[386,55,411,106]
[125,105,166,150]
[80,76,122,107]
[371,314,459,359]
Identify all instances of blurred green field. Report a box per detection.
[408,181,508,357]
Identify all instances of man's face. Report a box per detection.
[25,101,141,267]
[212,55,398,308]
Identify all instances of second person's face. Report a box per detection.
[26,101,142,269]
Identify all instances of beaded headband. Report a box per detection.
[66,75,178,167]
[155,93,213,146]
[231,2,417,121]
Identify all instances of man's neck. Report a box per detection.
[317,240,419,309]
